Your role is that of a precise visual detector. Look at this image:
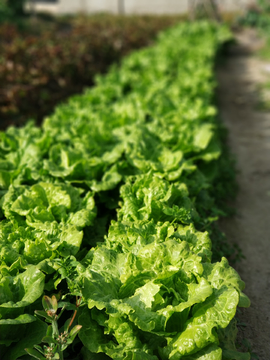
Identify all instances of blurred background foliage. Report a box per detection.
[0,13,183,130]
[238,0,270,60]
[238,0,270,29]
[1,0,270,131]
[0,0,26,23]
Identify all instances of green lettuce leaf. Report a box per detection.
[1,317,47,360]
[203,258,250,308]
[0,266,45,319]
[118,173,198,224]
[0,314,37,346]
[162,287,239,359]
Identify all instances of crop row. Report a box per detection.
[0,22,249,360]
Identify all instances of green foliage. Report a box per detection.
[6,0,26,16]
[0,0,26,25]
[0,21,248,359]
[0,0,15,24]
[238,0,270,29]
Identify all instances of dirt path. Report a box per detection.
[216,31,270,359]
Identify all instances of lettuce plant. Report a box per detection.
[0,266,45,350]
[0,22,250,359]
[76,174,250,360]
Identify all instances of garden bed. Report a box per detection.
[0,21,250,360]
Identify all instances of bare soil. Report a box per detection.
[216,29,270,359]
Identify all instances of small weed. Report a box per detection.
[256,81,270,110]
[25,295,82,360]
[241,338,259,360]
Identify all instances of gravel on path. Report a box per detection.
[217,30,270,360]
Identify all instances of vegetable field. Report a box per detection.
[0,22,250,360]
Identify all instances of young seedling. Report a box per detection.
[25,295,82,360]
